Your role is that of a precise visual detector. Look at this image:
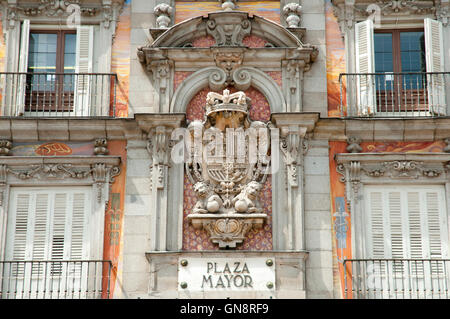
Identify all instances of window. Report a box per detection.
[3,186,92,299]
[354,19,446,116]
[16,20,95,116]
[26,30,76,111]
[363,185,449,298]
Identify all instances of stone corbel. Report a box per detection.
[279,125,308,187]
[337,160,362,206]
[92,162,121,204]
[147,125,171,190]
[94,138,109,155]
[0,140,12,156]
[346,136,362,153]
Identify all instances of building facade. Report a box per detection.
[0,0,448,299]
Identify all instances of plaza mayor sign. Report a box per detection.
[178,257,275,291]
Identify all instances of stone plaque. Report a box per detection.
[178,257,275,291]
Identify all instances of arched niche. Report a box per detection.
[170,66,286,114]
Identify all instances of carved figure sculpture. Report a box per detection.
[232,181,263,213]
[193,181,223,214]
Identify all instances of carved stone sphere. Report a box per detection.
[234,199,248,213]
[207,200,220,213]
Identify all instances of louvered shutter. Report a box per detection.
[16,19,30,116]
[365,185,448,298]
[74,26,94,116]
[5,187,91,298]
[424,18,446,115]
[355,19,376,116]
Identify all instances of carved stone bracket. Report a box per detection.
[0,140,12,156]
[188,214,266,248]
[147,125,172,190]
[94,138,109,155]
[279,125,308,187]
[346,136,362,153]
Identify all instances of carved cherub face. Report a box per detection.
[194,182,209,197]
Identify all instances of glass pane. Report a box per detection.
[27,33,58,91]
[63,33,76,92]
[374,33,393,91]
[400,31,425,89]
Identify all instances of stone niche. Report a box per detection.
[185,89,271,248]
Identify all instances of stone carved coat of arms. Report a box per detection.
[186,89,271,248]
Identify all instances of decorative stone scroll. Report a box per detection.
[186,89,270,248]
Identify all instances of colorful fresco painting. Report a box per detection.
[174,1,281,24]
[325,0,346,117]
[102,140,127,298]
[329,140,446,298]
[111,0,131,118]
[11,141,94,156]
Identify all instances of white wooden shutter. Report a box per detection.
[74,26,94,116]
[16,19,30,116]
[355,19,376,116]
[424,18,446,115]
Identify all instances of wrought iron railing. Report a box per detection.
[0,260,113,299]
[343,259,450,299]
[339,72,449,117]
[0,72,117,117]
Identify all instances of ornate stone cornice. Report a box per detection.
[1,0,125,29]
[0,156,121,205]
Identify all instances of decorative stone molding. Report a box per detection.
[146,59,174,112]
[185,90,269,248]
[0,156,121,204]
[206,15,251,46]
[346,136,362,153]
[1,0,125,29]
[154,3,173,29]
[94,138,109,155]
[336,153,450,206]
[279,125,308,187]
[0,140,12,156]
[147,125,172,190]
[283,3,302,28]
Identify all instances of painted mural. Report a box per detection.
[325,0,346,117]
[111,0,131,118]
[174,1,281,24]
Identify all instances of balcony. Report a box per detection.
[343,259,450,299]
[0,260,113,299]
[339,72,450,118]
[0,72,118,117]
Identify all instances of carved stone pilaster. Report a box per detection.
[0,164,6,206]
[148,59,174,112]
[0,140,12,156]
[147,126,171,190]
[282,60,305,112]
[279,125,308,187]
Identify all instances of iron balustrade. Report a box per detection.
[0,72,117,117]
[338,72,449,117]
[343,259,450,299]
[0,260,113,299]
